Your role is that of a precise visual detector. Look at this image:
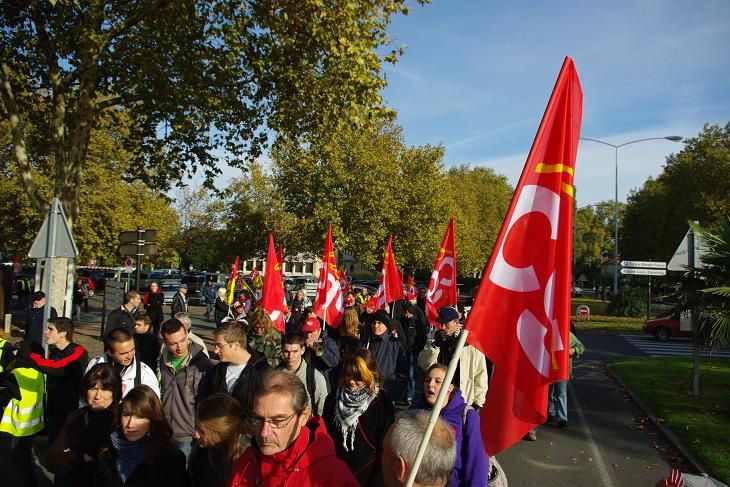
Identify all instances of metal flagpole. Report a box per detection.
[404,328,470,487]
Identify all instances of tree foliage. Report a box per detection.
[443,165,512,276]
[0,0,425,223]
[573,200,618,267]
[0,118,180,266]
[622,123,730,261]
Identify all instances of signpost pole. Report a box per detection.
[135,227,143,291]
[689,227,700,395]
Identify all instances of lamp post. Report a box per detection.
[580,136,683,296]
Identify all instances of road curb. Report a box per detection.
[605,363,711,477]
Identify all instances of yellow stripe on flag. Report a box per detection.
[535,163,574,176]
[562,182,574,197]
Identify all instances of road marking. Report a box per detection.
[570,381,616,487]
[621,335,730,358]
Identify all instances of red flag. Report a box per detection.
[339,267,351,293]
[426,217,457,326]
[261,233,286,333]
[313,225,344,328]
[277,244,285,278]
[375,234,403,310]
[464,57,582,456]
[248,268,260,281]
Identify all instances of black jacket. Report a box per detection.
[213,297,229,326]
[197,349,271,419]
[170,291,187,318]
[25,305,58,347]
[399,307,429,353]
[95,440,187,487]
[106,306,138,336]
[134,333,161,375]
[323,388,395,487]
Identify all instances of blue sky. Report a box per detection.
[381,0,730,207]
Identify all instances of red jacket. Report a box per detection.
[230,416,359,487]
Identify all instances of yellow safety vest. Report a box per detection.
[0,338,6,373]
[0,357,45,437]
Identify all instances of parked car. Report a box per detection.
[643,315,693,341]
[571,286,583,297]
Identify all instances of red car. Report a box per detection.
[643,315,693,341]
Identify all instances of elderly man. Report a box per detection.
[229,370,359,486]
[159,318,212,459]
[170,282,188,318]
[382,410,456,487]
[418,306,487,410]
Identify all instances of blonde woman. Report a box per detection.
[247,309,283,367]
[188,394,248,487]
[338,307,361,359]
[323,349,395,487]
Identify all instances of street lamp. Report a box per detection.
[580,135,683,296]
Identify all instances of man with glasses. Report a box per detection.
[197,322,271,419]
[159,318,212,460]
[85,327,160,398]
[229,369,358,486]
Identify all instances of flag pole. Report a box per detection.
[404,328,470,487]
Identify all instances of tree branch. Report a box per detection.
[0,64,49,213]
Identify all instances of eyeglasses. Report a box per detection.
[249,411,298,429]
[213,342,232,351]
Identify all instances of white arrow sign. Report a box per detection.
[620,268,667,276]
[620,260,666,269]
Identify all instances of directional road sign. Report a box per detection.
[620,260,666,269]
[117,244,157,256]
[119,229,158,244]
[620,268,667,276]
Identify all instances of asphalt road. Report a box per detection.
[497,331,681,486]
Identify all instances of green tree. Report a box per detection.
[443,165,512,277]
[172,186,227,271]
[622,123,730,261]
[0,0,426,224]
[271,120,447,267]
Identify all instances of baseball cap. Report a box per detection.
[301,317,321,333]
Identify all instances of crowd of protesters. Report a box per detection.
[0,279,507,487]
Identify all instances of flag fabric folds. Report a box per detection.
[261,233,286,333]
[226,256,239,305]
[464,57,583,456]
[425,217,458,326]
[313,224,344,328]
[375,234,403,310]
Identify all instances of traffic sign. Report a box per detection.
[620,260,666,269]
[119,229,158,244]
[124,258,134,267]
[577,305,590,317]
[620,268,667,276]
[28,198,78,259]
[117,244,158,256]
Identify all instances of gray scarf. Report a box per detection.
[334,385,378,451]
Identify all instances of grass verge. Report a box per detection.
[611,357,730,482]
[571,297,645,333]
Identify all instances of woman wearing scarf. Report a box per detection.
[323,349,395,487]
[410,363,490,487]
[143,281,165,336]
[46,364,122,487]
[246,309,283,367]
[95,385,186,486]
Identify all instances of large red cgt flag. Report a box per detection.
[464,57,583,456]
[426,217,457,326]
[375,234,403,310]
[261,233,286,333]
[313,225,345,328]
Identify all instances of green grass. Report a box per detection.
[571,297,645,334]
[611,357,730,482]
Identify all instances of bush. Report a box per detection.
[608,286,646,317]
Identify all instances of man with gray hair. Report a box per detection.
[382,410,457,487]
[174,312,210,357]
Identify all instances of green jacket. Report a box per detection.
[247,330,283,368]
[568,332,585,378]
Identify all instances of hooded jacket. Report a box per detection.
[229,416,359,487]
[197,349,271,419]
[411,390,489,487]
[159,341,213,441]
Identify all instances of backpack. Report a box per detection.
[461,406,508,487]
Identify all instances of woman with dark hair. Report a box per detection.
[46,363,122,487]
[143,281,165,336]
[323,349,395,487]
[95,384,186,486]
[188,394,247,487]
[410,363,490,487]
